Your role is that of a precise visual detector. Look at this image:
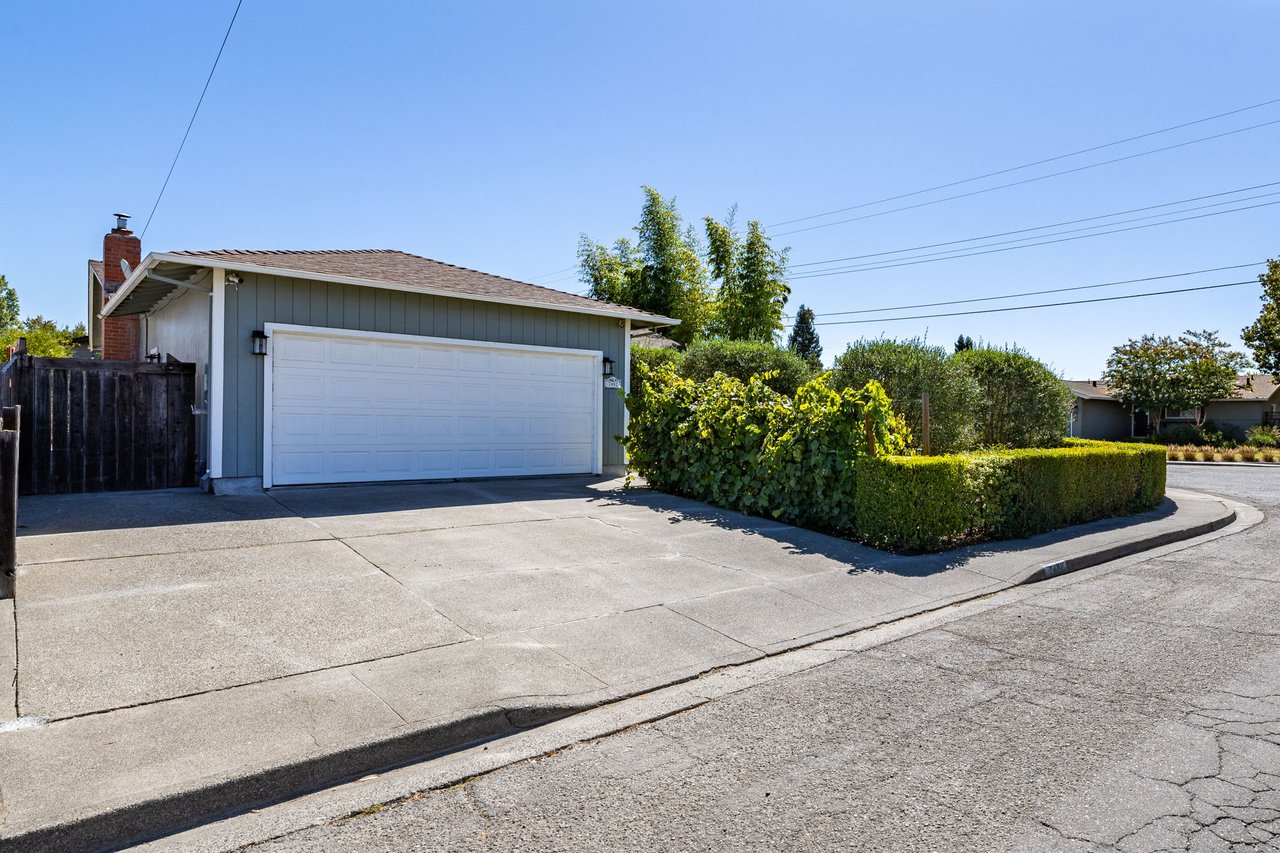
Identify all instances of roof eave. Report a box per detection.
[104,252,678,326]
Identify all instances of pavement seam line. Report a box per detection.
[8,598,17,719]
[346,668,409,727]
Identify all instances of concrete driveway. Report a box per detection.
[2,476,1239,849]
[14,476,912,721]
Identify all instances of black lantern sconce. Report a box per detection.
[251,330,269,356]
[602,357,614,377]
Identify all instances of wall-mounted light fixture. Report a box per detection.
[251,330,268,356]
[602,356,614,377]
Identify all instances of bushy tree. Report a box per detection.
[955,346,1069,447]
[1103,330,1248,431]
[705,212,790,342]
[831,337,981,453]
[0,275,19,330]
[787,304,823,369]
[578,187,712,346]
[0,316,86,358]
[681,339,813,396]
[1242,258,1280,381]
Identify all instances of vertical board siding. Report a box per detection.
[221,272,631,478]
[0,356,197,494]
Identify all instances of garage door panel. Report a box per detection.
[271,330,598,485]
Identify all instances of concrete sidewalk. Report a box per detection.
[0,479,1237,851]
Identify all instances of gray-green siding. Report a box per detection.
[220,271,629,479]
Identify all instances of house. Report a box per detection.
[1066,376,1280,440]
[90,216,676,493]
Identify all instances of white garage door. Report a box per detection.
[267,327,600,486]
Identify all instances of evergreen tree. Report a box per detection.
[787,304,823,369]
[954,334,974,352]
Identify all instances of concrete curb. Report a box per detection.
[0,493,1243,853]
[1166,460,1280,468]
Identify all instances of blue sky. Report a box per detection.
[3,0,1277,378]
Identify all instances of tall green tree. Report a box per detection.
[954,334,974,353]
[787,304,823,369]
[1103,330,1247,431]
[1242,258,1280,381]
[704,213,790,342]
[0,274,20,330]
[578,187,710,346]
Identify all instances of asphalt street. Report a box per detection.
[248,465,1280,852]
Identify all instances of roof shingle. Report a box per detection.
[167,249,671,323]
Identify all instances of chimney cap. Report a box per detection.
[113,213,131,230]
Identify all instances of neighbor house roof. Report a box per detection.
[1066,375,1279,403]
[88,259,105,285]
[101,249,678,326]
[630,328,681,350]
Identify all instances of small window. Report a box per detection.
[1165,408,1197,421]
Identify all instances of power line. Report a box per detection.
[141,0,245,238]
[790,181,1280,270]
[807,280,1256,327]
[766,95,1280,229]
[786,198,1280,278]
[771,118,1280,238]
[529,264,578,280]
[786,262,1263,319]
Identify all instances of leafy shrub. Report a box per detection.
[832,337,981,454]
[954,346,1069,448]
[853,439,1166,551]
[629,346,684,403]
[1246,424,1280,448]
[1148,421,1239,448]
[624,362,908,532]
[680,339,813,395]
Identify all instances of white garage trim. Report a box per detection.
[261,323,603,488]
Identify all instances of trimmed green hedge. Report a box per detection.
[853,439,1167,551]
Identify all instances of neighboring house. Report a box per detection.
[1066,376,1280,439]
[91,216,675,492]
[630,328,680,350]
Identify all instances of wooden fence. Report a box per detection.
[0,354,197,495]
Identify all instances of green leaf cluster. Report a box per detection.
[955,346,1070,448]
[623,363,908,533]
[0,315,86,358]
[831,337,982,454]
[578,188,789,346]
[853,439,1166,551]
[680,339,813,396]
[1242,258,1280,381]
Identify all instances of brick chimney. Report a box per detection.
[101,213,142,361]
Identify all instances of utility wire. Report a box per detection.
[771,118,1280,238]
[790,181,1280,270]
[805,280,1256,327]
[141,0,244,238]
[767,95,1280,229]
[529,264,578,280]
[786,198,1280,278]
[785,262,1263,319]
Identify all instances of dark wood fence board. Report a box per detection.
[0,356,196,495]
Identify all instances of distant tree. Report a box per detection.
[954,334,974,353]
[704,211,790,342]
[1103,330,1248,431]
[578,186,712,346]
[955,346,1069,447]
[787,304,823,369]
[0,316,85,358]
[1242,258,1280,381]
[0,274,20,330]
[832,337,981,454]
[1177,329,1249,425]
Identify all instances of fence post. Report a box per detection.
[863,411,877,457]
[921,392,932,456]
[0,405,18,600]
